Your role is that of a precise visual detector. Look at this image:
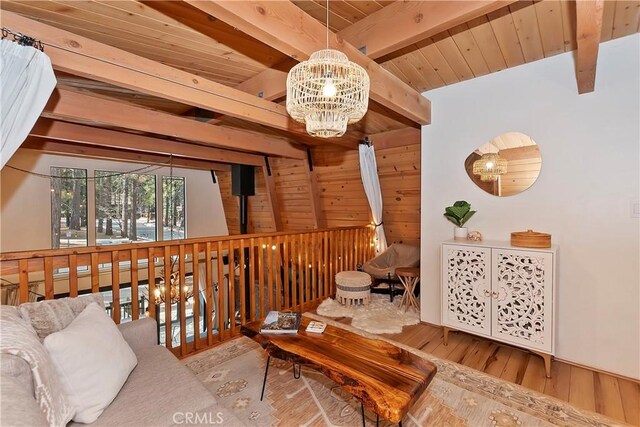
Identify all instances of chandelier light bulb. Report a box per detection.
[486,161,494,169]
[322,78,337,97]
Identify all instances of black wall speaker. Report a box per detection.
[231,165,255,196]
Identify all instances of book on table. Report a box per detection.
[305,321,327,334]
[260,311,302,334]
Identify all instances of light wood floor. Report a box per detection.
[335,319,640,425]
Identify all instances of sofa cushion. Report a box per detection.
[19,293,105,340]
[0,375,48,427]
[74,346,232,427]
[44,303,137,424]
[0,305,74,426]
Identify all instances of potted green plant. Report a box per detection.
[444,201,476,240]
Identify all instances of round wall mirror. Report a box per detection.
[464,132,542,197]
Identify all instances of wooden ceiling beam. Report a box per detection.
[30,119,265,167]
[337,1,515,61]
[576,0,605,94]
[22,138,231,172]
[42,88,306,160]
[499,145,540,161]
[0,10,319,141]
[369,127,421,151]
[183,1,431,125]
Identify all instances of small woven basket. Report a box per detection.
[511,230,551,248]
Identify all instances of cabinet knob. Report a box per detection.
[492,291,499,299]
[483,289,491,297]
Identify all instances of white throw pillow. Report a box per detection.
[43,302,137,423]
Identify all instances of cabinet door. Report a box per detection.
[441,244,492,337]
[491,249,553,352]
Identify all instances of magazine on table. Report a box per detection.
[305,321,327,334]
[260,311,302,334]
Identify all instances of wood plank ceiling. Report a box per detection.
[2,0,638,147]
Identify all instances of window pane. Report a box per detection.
[95,171,156,245]
[162,176,186,240]
[51,167,87,249]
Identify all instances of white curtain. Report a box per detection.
[1,39,57,169]
[359,143,387,254]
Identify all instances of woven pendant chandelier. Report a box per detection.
[473,153,508,182]
[286,1,370,138]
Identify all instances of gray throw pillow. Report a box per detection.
[19,293,105,341]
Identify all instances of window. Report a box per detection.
[50,167,87,249]
[95,171,156,246]
[162,176,186,240]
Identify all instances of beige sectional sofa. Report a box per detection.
[0,296,242,426]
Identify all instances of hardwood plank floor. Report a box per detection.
[363,322,638,425]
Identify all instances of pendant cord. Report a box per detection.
[326,0,329,49]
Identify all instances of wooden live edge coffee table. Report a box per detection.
[241,317,437,426]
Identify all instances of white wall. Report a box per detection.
[0,150,229,252]
[420,35,640,379]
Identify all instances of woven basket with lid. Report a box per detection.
[511,230,551,248]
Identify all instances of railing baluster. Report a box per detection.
[131,249,139,321]
[205,242,213,346]
[192,243,201,350]
[111,251,120,324]
[91,253,100,294]
[228,240,236,337]
[239,239,246,325]
[163,246,172,349]
[291,235,298,309]
[275,236,282,310]
[18,260,29,304]
[216,241,224,340]
[323,231,329,299]
[310,232,316,302]
[249,238,256,322]
[329,230,335,297]
[298,234,304,309]
[68,254,78,297]
[44,257,54,300]
[283,237,289,309]
[179,245,187,356]
[148,248,156,320]
[258,238,264,319]
[266,237,273,312]
[304,233,310,309]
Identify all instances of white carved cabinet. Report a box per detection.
[441,240,557,377]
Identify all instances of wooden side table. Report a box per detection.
[395,267,420,312]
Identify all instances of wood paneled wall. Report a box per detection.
[218,143,422,248]
[217,169,275,235]
[313,146,370,227]
[270,157,316,231]
[376,144,421,247]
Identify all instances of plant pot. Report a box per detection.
[454,227,468,241]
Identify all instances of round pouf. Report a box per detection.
[335,271,372,306]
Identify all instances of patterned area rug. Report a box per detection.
[316,293,420,334]
[183,315,620,427]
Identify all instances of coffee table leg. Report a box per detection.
[260,355,271,401]
[293,363,301,379]
[361,402,365,427]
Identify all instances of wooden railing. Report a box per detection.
[0,225,374,357]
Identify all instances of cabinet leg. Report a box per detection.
[443,327,451,346]
[542,354,552,378]
[532,351,553,378]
